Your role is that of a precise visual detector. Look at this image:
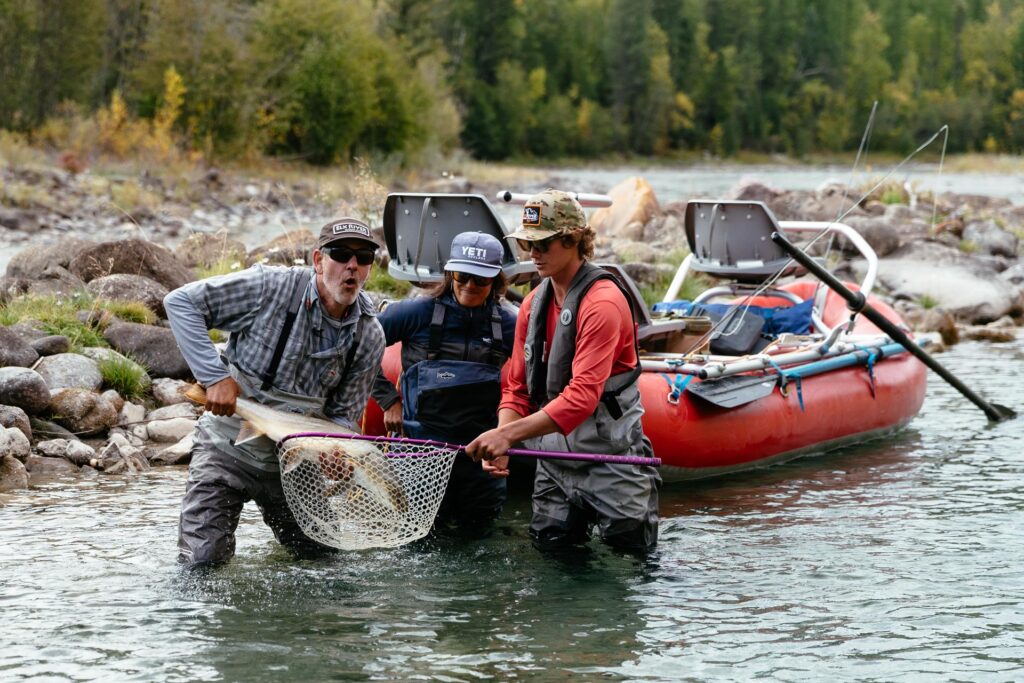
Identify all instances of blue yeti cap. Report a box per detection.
[444,231,504,278]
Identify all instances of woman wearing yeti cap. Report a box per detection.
[371,231,516,537]
[466,189,660,553]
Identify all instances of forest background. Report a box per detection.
[2,0,1024,169]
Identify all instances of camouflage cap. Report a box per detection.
[506,189,586,241]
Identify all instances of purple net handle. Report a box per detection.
[281,432,662,467]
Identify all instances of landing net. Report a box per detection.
[277,434,459,550]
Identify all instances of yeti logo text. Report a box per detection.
[332,222,370,237]
[436,371,456,381]
[461,246,487,259]
[522,205,541,226]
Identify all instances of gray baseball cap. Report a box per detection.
[444,231,504,278]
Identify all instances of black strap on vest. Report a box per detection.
[336,335,360,388]
[260,278,308,391]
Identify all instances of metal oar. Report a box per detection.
[771,231,1016,422]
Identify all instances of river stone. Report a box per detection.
[151,433,194,465]
[29,417,79,441]
[248,229,316,266]
[49,388,119,436]
[35,353,103,392]
[175,231,247,268]
[24,454,80,476]
[30,335,71,356]
[0,367,51,415]
[118,401,146,426]
[86,273,168,318]
[146,403,199,421]
[103,321,190,380]
[0,326,40,367]
[68,239,193,290]
[590,177,661,242]
[0,405,32,442]
[0,455,29,492]
[840,215,902,257]
[24,265,87,298]
[962,219,1019,258]
[6,320,49,344]
[4,239,95,279]
[100,389,125,413]
[36,439,97,466]
[151,378,190,406]
[0,426,31,461]
[146,417,197,443]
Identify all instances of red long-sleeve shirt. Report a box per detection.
[499,279,638,435]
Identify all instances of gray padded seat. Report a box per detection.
[685,200,807,284]
[382,193,535,284]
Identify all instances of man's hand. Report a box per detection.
[481,455,510,479]
[383,401,403,435]
[205,377,241,416]
[466,427,512,462]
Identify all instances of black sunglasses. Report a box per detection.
[516,236,559,253]
[452,271,494,287]
[322,246,376,266]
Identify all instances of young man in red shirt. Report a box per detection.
[466,189,660,553]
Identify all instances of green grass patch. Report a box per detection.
[97,299,156,325]
[365,267,412,298]
[98,353,150,401]
[0,293,106,351]
[918,294,939,310]
[196,257,245,280]
[958,239,978,254]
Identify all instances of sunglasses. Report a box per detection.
[322,246,376,266]
[516,236,560,253]
[452,271,494,287]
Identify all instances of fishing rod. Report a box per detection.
[770,231,1015,423]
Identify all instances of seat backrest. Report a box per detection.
[382,193,535,284]
[684,200,804,283]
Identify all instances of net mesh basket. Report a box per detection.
[277,435,459,550]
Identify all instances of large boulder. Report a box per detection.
[23,265,87,298]
[0,404,32,442]
[102,321,190,379]
[249,229,317,266]
[49,388,119,436]
[0,455,29,492]
[30,335,71,356]
[34,353,103,392]
[961,219,1019,258]
[0,326,40,367]
[86,274,168,318]
[0,367,51,414]
[4,239,95,279]
[838,215,902,258]
[68,239,193,290]
[590,177,661,243]
[175,231,247,268]
[867,241,1017,323]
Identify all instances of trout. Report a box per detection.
[184,384,408,514]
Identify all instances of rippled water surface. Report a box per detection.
[2,338,1023,682]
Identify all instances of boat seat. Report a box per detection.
[685,200,812,284]
[382,193,536,285]
[596,263,695,350]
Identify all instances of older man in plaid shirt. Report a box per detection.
[165,218,385,567]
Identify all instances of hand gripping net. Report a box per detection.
[277,435,458,550]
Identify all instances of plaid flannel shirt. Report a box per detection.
[179,264,385,428]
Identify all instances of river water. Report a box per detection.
[2,335,1022,681]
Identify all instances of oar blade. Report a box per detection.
[687,374,778,409]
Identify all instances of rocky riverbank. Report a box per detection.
[1,164,1021,492]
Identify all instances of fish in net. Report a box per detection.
[277,435,458,550]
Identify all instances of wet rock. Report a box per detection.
[102,321,190,379]
[175,231,247,268]
[0,326,39,367]
[147,417,197,443]
[29,417,79,441]
[591,177,660,243]
[49,388,119,436]
[0,367,52,415]
[0,455,29,492]
[0,426,31,461]
[34,353,103,392]
[68,239,193,290]
[25,454,80,476]
[30,335,71,356]
[36,438,96,466]
[0,404,32,442]
[151,378,191,406]
[94,434,149,474]
[86,273,169,318]
[962,219,1019,258]
[4,238,95,279]
[151,433,193,465]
